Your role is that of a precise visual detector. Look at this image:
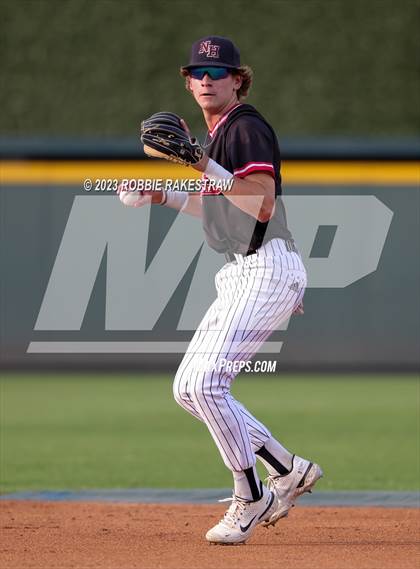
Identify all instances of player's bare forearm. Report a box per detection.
[226,173,275,222]
[194,156,274,222]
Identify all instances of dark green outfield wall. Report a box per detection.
[1,180,419,371]
[1,0,419,136]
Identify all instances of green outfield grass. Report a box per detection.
[0,374,418,493]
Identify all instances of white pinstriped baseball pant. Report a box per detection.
[173,238,307,472]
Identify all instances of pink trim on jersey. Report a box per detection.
[233,162,275,178]
[208,103,243,138]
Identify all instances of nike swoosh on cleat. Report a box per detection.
[258,492,275,521]
[296,462,313,488]
[240,515,257,533]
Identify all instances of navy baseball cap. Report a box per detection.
[181,36,241,70]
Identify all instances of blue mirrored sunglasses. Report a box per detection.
[189,67,231,80]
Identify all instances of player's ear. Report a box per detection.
[232,73,242,93]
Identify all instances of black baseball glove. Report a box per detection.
[140,112,204,166]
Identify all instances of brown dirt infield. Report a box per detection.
[1,501,419,569]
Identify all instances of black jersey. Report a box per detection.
[201,103,292,255]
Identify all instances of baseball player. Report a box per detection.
[120,35,322,545]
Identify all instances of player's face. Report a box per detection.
[188,71,242,114]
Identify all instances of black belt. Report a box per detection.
[224,249,256,263]
[224,239,297,263]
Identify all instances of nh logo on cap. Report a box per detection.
[198,40,220,58]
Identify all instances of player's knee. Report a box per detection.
[189,372,224,406]
[172,371,191,409]
[172,386,184,408]
[172,378,184,407]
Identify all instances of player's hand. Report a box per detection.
[180,118,191,137]
[293,300,304,315]
[117,183,152,207]
[180,118,209,172]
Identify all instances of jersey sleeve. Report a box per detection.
[226,115,276,179]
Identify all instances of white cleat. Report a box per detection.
[262,455,323,527]
[206,485,278,545]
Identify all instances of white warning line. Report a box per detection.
[26,341,283,354]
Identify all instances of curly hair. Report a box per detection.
[180,65,253,101]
